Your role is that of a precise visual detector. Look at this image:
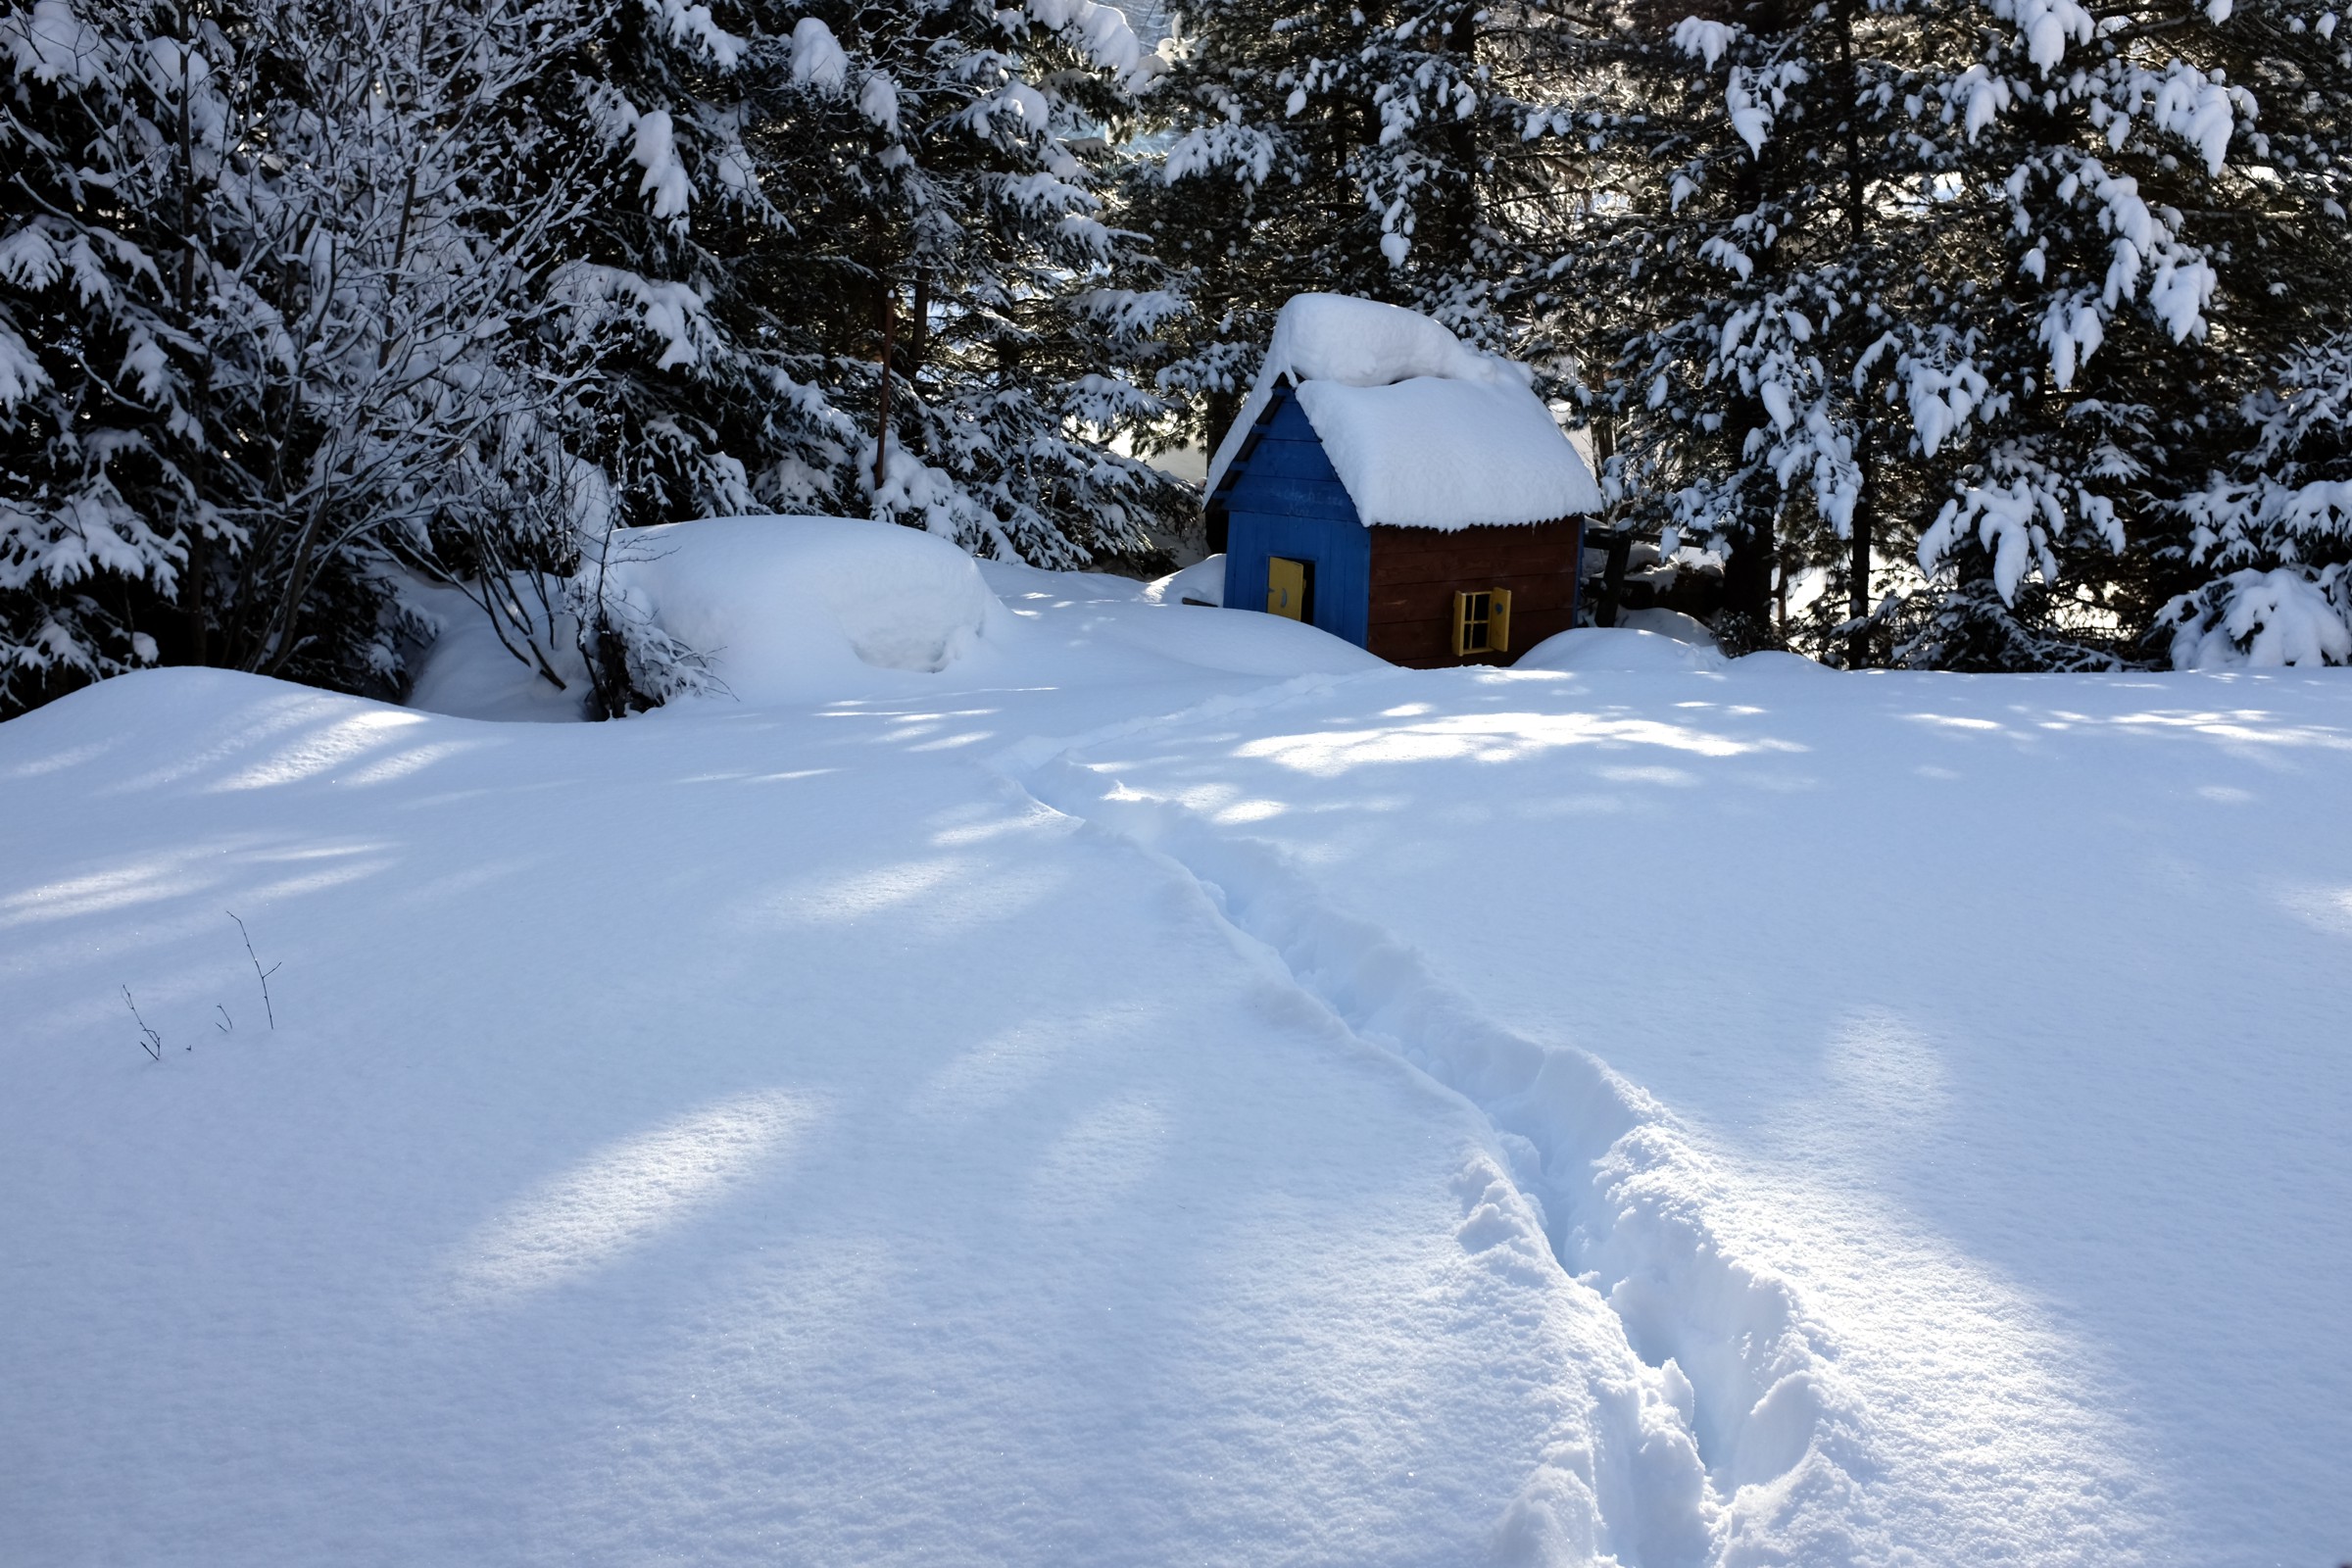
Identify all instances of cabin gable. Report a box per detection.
[1216,386,1372,648]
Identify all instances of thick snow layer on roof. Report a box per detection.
[1295,376,1602,529]
[1205,294,1599,529]
[1264,293,1515,390]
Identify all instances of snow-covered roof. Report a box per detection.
[1204,294,1602,531]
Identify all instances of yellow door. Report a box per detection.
[1266,556,1306,620]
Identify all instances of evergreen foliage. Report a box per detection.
[725,0,1194,564]
[1545,0,2352,666]
[0,0,1181,718]
[2167,330,2352,665]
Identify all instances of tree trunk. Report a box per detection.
[873,276,895,507]
[1838,0,1873,669]
[1847,426,1875,667]
[1436,8,1479,264]
[1718,466,1778,636]
[1715,0,1794,649]
[906,273,929,386]
[174,23,209,666]
[1204,388,1240,456]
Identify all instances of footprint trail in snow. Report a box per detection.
[1000,691,1890,1567]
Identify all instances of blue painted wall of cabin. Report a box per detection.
[1216,389,1371,648]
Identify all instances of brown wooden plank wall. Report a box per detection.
[1365,519,1585,668]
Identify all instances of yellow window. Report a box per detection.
[1266,556,1308,620]
[1452,588,1512,656]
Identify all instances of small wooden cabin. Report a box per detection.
[1204,295,1603,668]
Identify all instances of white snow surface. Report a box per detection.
[1264,293,1515,393]
[1295,376,1604,530]
[1518,625,1731,673]
[5,555,2349,1568]
[1143,552,1227,606]
[1614,608,1724,648]
[1206,294,1601,529]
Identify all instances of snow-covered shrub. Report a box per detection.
[2166,334,2352,668]
[565,514,720,718]
[604,515,1009,706]
[2167,566,2352,669]
[0,0,605,714]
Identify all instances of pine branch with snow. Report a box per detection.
[2167,332,2352,665]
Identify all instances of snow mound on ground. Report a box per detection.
[616,515,1012,705]
[1517,626,1731,673]
[972,560,1153,606]
[1736,649,1838,676]
[1145,554,1226,605]
[1618,607,1721,646]
[1072,601,1385,679]
[980,558,1385,681]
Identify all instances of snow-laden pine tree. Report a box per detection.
[1887,0,2328,668]
[2,0,1198,717]
[1553,0,1939,656]
[537,0,779,533]
[2139,0,2352,666]
[1129,0,1577,452]
[732,0,1193,567]
[1555,0,2352,666]
[1552,0,2131,661]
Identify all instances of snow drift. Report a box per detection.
[612,515,1012,704]
[1144,554,1227,607]
[1518,626,1732,673]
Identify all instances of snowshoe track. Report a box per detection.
[996,690,1887,1565]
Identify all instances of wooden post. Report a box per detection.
[1600,532,1632,628]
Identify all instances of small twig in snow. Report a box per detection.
[226,911,280,1029]
[123,988,164,1062]
[217,1004,234,1034]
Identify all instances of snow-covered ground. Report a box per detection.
[3,521,2346,1567]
